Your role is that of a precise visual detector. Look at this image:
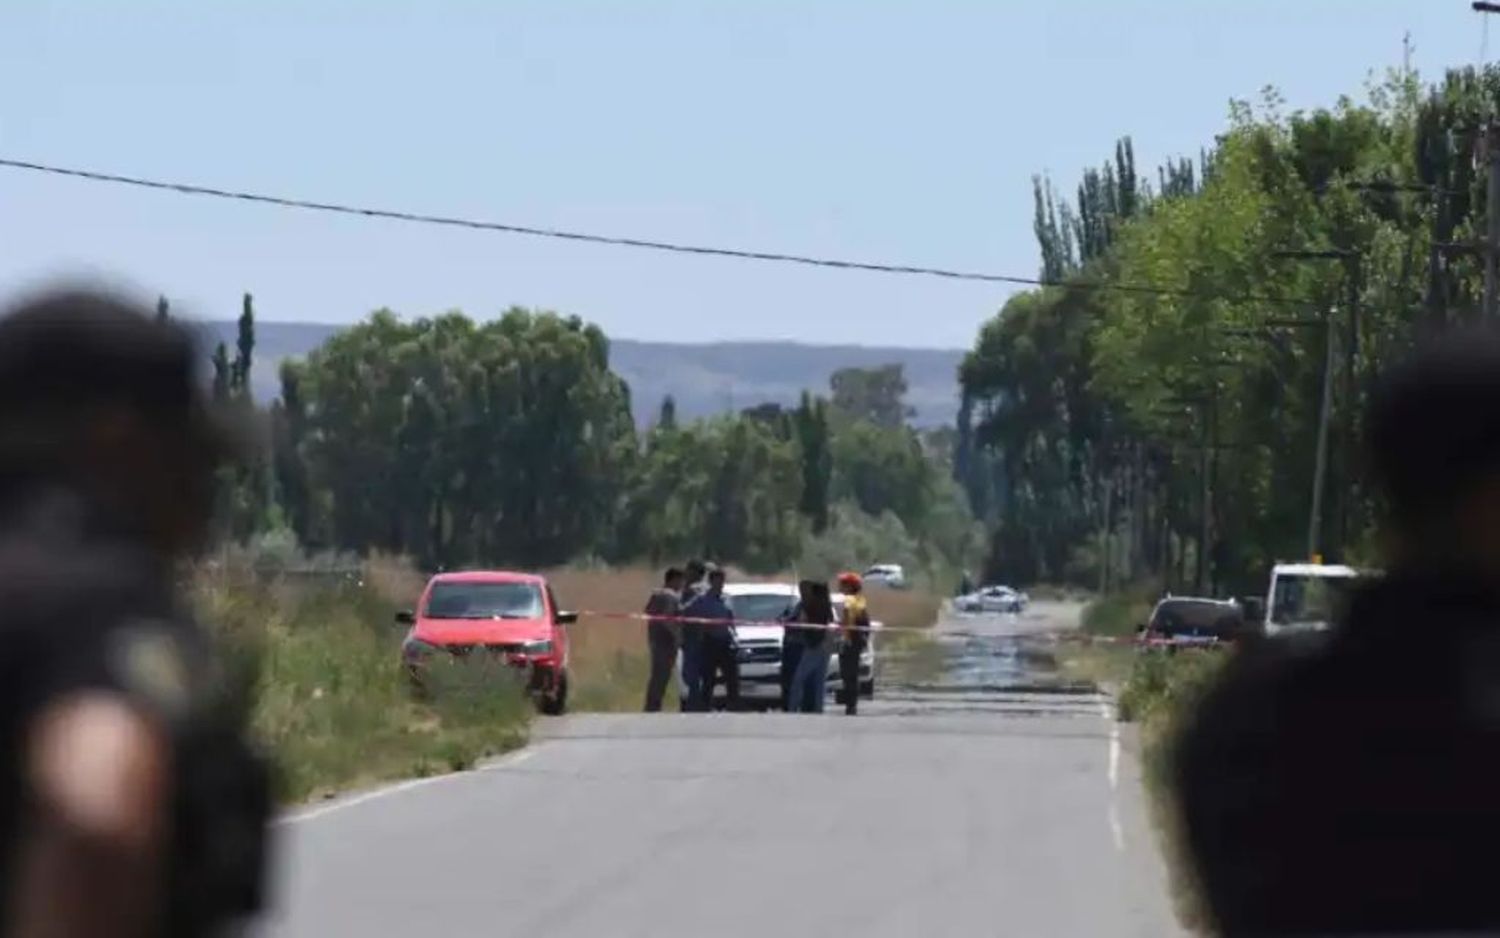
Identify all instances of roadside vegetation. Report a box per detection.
[1052,583,1157,693]
[195,551,530,804]
[1079,582,1157,639]
[1117,646,1232,931]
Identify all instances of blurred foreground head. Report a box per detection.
[0,287,248,555]
[1369,328,1500,578]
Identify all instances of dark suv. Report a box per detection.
[1143,596,1250,644]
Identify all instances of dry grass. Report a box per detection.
[865,587,941,657]
[1056,644,1136,695]
[547,566,666,712]
[865,587,941,631]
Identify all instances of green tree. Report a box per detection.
[290,307,635,568]
[830,420,933,531]
[793,392,832,533]
[233,292,256,394]
[829,364,913,428]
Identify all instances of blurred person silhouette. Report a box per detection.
[836,572,870,716]
[786,581,836,713]
[0,289,270,938]
[777,579,817,711]
[684,565,738,711]
[677,559,708,712]
[642,566,685,713]
[1174,328,1500,935]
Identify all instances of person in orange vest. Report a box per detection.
[836,572,870,716]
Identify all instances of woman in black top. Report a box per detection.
[778,580,817,711]
[786,582,836,713]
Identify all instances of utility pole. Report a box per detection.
[1272,249,1358,559]
[1161,364,1230,595]
[1485,123,1500,320]
[1308,307,1337,560]
[1341,254,1360,553]
[1478,5,1500,317]
[1197,398,1211,594]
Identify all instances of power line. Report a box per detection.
[0,155,1315,308]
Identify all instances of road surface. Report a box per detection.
[257,601,1184,938]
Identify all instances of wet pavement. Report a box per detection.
[874,599,1112,719]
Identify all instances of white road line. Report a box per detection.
[276,747,536,825]
[1099,701,1126,852]
[1108,803,1126,852]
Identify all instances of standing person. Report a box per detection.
[1174,329,1500,934]
[778,580,815,711]
[643,567,685,713]
[786,582,836,712]
[0,290,270,938]
[677,559,708,712]
[684,565,738,711]
[836,572,870,716]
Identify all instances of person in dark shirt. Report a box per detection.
[778,580,816,711]
[786,581,836,712]
[1173,329,1500,935]
[643,567,685,712]
[0,289,270,938]
[684,565,738,711]
[677,559,708,712]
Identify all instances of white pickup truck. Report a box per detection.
[677,582,878,709]
[1262,562,1374,636]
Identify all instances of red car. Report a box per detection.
[397,571,576,715]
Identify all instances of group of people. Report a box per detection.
[641,561,870,715]
[779,573,869,715]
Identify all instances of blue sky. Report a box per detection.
[0,1,1486,348]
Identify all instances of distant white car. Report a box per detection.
[957,585,1028,614]
[862,564,907,589]
[676,582,878,709]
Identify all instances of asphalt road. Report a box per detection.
[256,601,1184,938]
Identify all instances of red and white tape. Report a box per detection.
[571,608,1227,649]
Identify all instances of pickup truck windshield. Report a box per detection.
[729,593,795,623]
[425,582,544,620]
[1271,574,1357,626]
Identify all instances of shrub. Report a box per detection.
[1116,648,1228,725]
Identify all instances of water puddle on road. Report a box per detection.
[877,615,1105,718]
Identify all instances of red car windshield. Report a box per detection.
[424,582,545,620]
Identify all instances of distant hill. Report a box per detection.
[198,321,965,428]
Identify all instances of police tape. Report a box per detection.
[573,608,885,634]
[569,608,1227,649]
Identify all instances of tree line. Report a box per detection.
[957,62,1500,595]
[183,301,980,584]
